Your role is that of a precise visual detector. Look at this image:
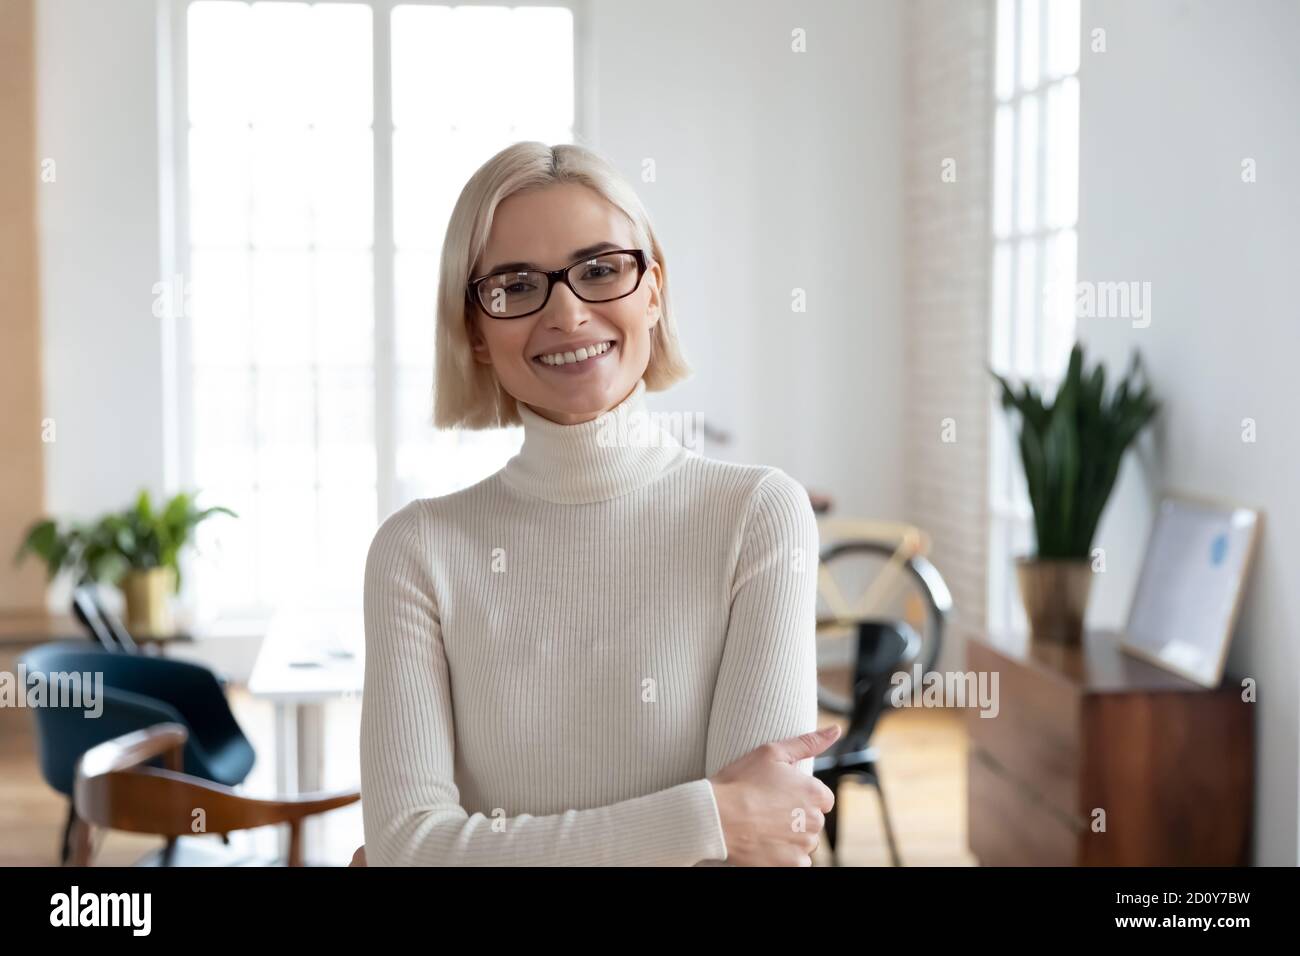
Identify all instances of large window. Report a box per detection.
[987,0,1081,636]
[175,0,577,618]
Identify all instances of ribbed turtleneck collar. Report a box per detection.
[499,378,689,505]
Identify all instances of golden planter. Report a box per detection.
[1015,558,1093,646]
[119,567,176,637]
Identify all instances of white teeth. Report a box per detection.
[538,341,612,366]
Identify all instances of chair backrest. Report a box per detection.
[19,641,250,796]
[71,586,138,653]
[843,620,922,750]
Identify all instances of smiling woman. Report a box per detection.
[357,141,839,867]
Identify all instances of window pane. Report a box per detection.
[256,483,318,604]
[391,5,573,132]
[1046,0,1081,78]
[993,103,1014,238]
[189,127,250,246]
[1016,93,1040,233]
[394,127,514,251]
[990,242,1012,371]
[1041,228,1077,381]
[1044,76,1079,229]
[395,250,437,366]
[316,250,374,366]
[193,483,258,614]
[255,367,315,485]
[252,250,313,366]
[1014,237,1038,378]
[191,248,252,366]
[308,3,373,127]
[318,365,376,485]
[391,4,456,129]
[392,128,444,252]
[995,0,1016,99]
[250,1,312,127]
[317,483,376,606]
[251,128,313,247]
[394,368,522,498]
[193,366,257,486]
[312,129,374,247]
[510,7,575,131]
[990,396,1012,507]
[395,364,437,462]
[1019,0,1041,91]
[188,1,251,125]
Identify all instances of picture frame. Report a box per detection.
[1121,493,1262,688]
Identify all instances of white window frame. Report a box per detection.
[159,0,594,614]
[986,0,1081,637]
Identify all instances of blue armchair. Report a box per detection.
[19,641,255,863]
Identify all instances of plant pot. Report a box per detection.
[120,567,176,637]
[1015,558,1093,646]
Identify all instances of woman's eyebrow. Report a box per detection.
[484,241,622,275]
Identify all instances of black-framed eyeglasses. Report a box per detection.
[467,248,649,320]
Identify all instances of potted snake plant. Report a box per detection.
[15,489,236,636]
[991,344,1159,645]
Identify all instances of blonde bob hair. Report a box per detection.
[432,141,692,430]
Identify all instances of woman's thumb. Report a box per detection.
[775,724,841,763]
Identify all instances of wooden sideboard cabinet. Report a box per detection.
[966,630,1254,866]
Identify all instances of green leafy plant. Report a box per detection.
[14,490,237,591]
[991,344,1159,560]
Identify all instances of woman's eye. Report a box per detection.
[582,266,613,280]
[504,281,535,294]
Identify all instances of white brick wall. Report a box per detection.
[902,0,994,673]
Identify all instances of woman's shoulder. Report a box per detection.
[366,474,505,554]
[677,452,816,527]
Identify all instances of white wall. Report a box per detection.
[35,0,905,560]
[1077,0,1300,864]
[588,0,904,521]
[37,0,168,526]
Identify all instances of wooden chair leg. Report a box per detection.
[60,801,76,864]
[66,815,94,866]
[287,821,303,867]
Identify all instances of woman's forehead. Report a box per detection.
[481,184,634,266]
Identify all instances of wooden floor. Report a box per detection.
[0,646,974,867]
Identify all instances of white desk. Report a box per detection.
[247,606,364,859]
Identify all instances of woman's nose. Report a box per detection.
[544,282,592,328]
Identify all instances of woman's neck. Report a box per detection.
[499,378,689,504]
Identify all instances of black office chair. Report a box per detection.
[815,620,920,867]
[813,536,952,867]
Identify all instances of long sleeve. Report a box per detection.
[359,502,729,867]
[693,470,821,866]
[705,469,821,775]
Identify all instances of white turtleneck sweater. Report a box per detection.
[359,378,820,866]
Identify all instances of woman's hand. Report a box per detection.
[349,845,367,867]
[707,724,840,866]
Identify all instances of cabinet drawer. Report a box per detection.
[966,639,1081,813]
[968,747,1083,866]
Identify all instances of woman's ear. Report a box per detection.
[646,261,664,328]
[467,317,494,366]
